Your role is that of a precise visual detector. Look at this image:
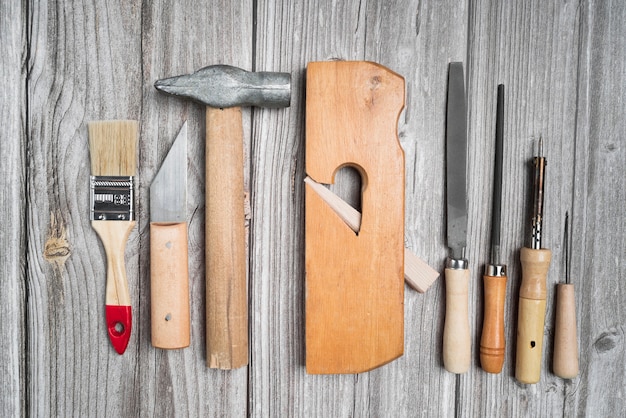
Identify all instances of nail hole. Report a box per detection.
[165,241,172,249]
[530,341,536,348]
[165,313,171,321]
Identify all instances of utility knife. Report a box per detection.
[150,122,190,349]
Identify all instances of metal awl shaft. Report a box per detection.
[531,137,546,249]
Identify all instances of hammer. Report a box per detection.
[155,65,291,369]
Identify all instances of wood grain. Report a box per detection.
[0,0,623,416]
[0,1,26,417]
[305,61,405,374]
[150,222,190,349]
[205,106,248,369]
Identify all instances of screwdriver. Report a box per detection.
[480,84,507,374]
[553,212,579,378]
[515,137,552,384]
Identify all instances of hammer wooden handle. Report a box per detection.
[515,247,551,384]
[480,273,507,373]
[205,106,248,369]
[150,222,190,349]
[443,267,471,374]
[553,283,579,378]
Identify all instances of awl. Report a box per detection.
[443,62,471,374]
[150,122,190,349]
[516,138,552,384]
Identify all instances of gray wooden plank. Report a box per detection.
[361,1,468,417]
[574,1,626,416]
[139,0,252,415]
[250,1,367,416]
[0,1,26,417]
[26,1,144,416]
[250,0,466,416]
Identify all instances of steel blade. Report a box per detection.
[150,122,187,223]
[446,62,468,259]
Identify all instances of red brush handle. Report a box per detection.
[106,305,132,354]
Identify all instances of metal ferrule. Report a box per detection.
[446,257,468,270]
[90,176,134,221]
[484,264,507,277]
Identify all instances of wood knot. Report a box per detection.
[594,329,621,353]
[44,211,71,270]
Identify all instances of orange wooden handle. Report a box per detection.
[443,267,471,374]
[480,272,507,373]
[150,222,190,349]
[553,283,579,378]
[515,247,551,384]
[205,107,248,369]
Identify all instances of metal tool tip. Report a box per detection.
[564,211,570,284]
[538,136,544,157]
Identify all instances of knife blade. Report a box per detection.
[442,62,471,374]
[150,122,190,349]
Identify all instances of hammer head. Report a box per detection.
[154,65,291,109]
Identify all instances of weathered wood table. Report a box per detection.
[1,1,624,416]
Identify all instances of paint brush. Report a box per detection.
[88,120,138,355]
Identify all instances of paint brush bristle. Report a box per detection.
[88,120,138,176]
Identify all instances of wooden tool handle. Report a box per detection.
[150,222,190,349]
[91,220,135,354]
[515,247,551,383]
[553,283,579,378]
[480,272,507,373]
[205,106,248,369]
[443,267,471,373]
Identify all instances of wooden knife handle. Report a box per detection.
[150,222,190,349]
[443,266,471,373]
[480,271,507,373]
[553,283,579,378]
[205,106,248,369]
[515,247,551,384]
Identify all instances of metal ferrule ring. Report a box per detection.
[446,257,468,270]
[484,264,507,277]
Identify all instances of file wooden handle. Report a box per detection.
[443,267,471,374]
[480,272,507,373]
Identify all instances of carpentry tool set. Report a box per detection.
[85,60,577,382]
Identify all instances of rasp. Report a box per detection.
[150,122,190,349]
[442,62,471,374]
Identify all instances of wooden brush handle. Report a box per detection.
[553,283,579,378]
[515,247,551,384]
[205,106,248,369]
[443,266,471,374]
[91,220,135,354]
[150,222,190,349]
[480,271,507,373]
